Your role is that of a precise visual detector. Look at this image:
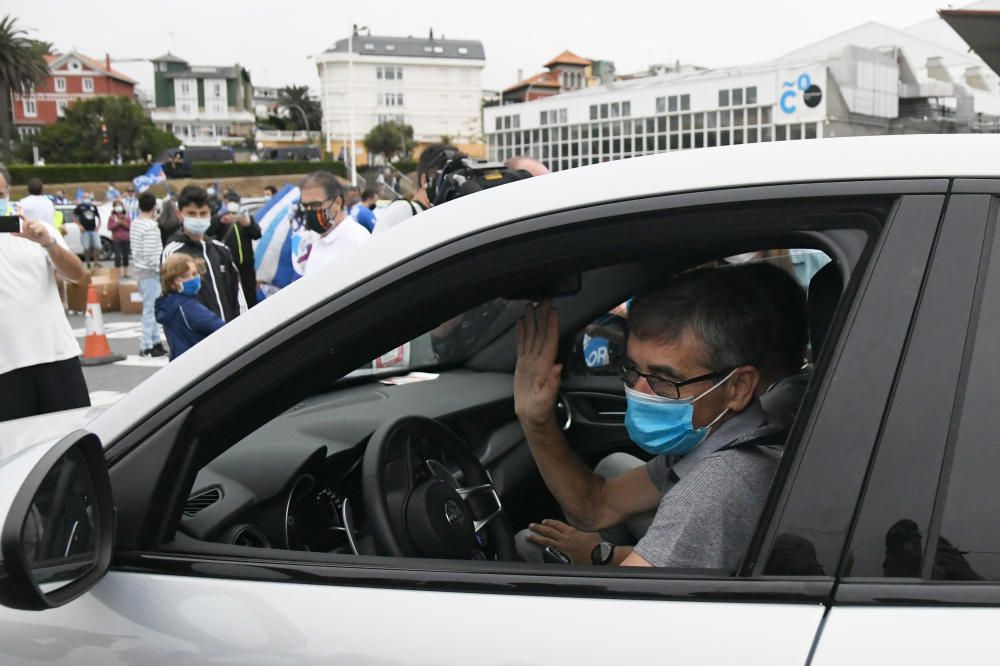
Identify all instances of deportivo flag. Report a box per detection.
[253,184,314,293]
[132,163,167,193]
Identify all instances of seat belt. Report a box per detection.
[666,429,788,484]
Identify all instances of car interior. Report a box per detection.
[148,196,892,576]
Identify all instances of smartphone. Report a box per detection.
[0,216,20,233]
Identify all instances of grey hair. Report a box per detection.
[628,267,773,371]
[299,171,343,203]
[0,164,10,193]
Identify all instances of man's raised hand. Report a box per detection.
[514,300,563,431]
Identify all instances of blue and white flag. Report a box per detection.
[254,184,310,290]
[132,163,167,194]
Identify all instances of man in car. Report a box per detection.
[162,185,246,322]
[514,267,785,570]
[523,263,809,564]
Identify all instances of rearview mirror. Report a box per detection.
[0,431,114,611]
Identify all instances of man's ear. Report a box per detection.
[724,366,760,413]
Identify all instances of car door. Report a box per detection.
[0,183,941,665]
[811,188,1000,664]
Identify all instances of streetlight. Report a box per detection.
[348,23,368,187]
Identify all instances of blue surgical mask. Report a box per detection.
[0,198,8,213]
[180,276,201,296]
[624,368,736,456]
[183,217,211,236]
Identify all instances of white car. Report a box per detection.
[3,134,1000,664]
[57,202,114,260]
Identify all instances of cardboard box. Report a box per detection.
[90,275,120,312]
[118,282,143,315]
[63,273,91,313]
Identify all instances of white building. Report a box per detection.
[314,31,486,161]
[484,19,1000,172]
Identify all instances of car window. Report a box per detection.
[923,200,1000,581]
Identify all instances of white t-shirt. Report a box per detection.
[0,223,81,375]
[304,217,371,277]
[372,200,425,236]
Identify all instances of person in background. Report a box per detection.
[0,166,89,422]
[73,190,102,269]
[162,185,246,322]
[349,188,377,233]
[53,189,68,205]
[131,192,167,357]
[210,190,260,307]
[107,199,132,278]
[205,184,222,214]
[155,254,225,361]
[122,185,140,221]
[298,171,370,277]
[158,195,181,245]
[105,182,121,201]
[263,185,277,199]
[373,143,456,236]
[20,178,55,223]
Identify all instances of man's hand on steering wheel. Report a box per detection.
[514,300,563,432]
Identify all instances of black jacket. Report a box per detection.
[162,230,246,322]
[209,212,261,308]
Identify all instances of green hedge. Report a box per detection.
[392,159,417,174]
[7,160,346,185]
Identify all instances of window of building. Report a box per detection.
[669,134,679,150]
[732,88,743,105]
[680,94,690,111]
[83,77,94,92]
[656,97,666,114]
[720,130,730,145]
[396,67,403,79]
[386,44,396,51]
[213,83,222,97]
[590,105,598,120]
[747,128,758,143]
[495,117,502,131]
[733,109,744,126]
[559,109,567,124]
[55,77,66,92]
[707,111,717,129]
[748,108,758,125]
[364,43,375,50]
[540,110,548,125]
[761,126,772,142]
[433,46,444,53]
[622,101,630,117]
[423,46,432,53]
[458,47,469,55]
[180,81,190,95]
[600,104,608,119]
[56,100,67,117]
[23,98,37,116]
[805,122,818,139]
[761,106,771,124]
[790,123,802,140]
[668,95,678,113]
[610,102,620,118]
[746,86,757,104]
[719,89,729,107]
[776,124,786,141]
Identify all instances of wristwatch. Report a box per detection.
[591,541,616,566]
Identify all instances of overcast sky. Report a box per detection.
[7,0,993,95]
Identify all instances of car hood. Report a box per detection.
[0,404,111,462]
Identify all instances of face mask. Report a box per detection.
[180,275,201,296]
[623,368,736,456]
[114,206,124,213]
[183,217,211,236]
[207,187,216,197]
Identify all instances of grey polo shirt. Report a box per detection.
[636,400,783,572]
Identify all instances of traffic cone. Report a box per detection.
[80,285,125,366]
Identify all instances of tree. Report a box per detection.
[21,96,178,163]
[277,85,321,133]
[363,121,415,162]
[0,16,51,162]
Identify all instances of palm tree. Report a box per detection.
[277,85,322,135]
[0,16,50,162]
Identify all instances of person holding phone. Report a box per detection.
[209,190,260,307]
[0,165,89,422]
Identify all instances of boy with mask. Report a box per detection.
[297,171,370,277]
[514,267,783,571]
[155,254,225,360]
[162,185,246,322]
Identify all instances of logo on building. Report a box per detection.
[780,73,823,114]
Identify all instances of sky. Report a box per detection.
[6,0,994,96]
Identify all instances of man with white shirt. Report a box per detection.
[0,165,89,422]
[298,171,370,277]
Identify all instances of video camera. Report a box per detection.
[427,150,533,206]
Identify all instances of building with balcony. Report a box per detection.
[314,29,486,163]
[150,53,255,146]
[501,50,593,104]
[11,51,137,139]
[484,19,1000,173]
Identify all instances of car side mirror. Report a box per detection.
[0,431,114,611]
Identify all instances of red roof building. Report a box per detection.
[12,51,137,140]
[502,50,593,104]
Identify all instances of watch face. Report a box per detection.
[592,541,614,565]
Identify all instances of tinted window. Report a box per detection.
[844,195,991,578]
[932,198,1000,581]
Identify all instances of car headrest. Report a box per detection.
[808,262,843,360]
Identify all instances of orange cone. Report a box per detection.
[80,285,125,366]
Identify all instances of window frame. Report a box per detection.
[108,181,945,604]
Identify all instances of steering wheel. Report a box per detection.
[362,415,516,561]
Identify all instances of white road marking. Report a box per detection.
[113,355,170,368]
[73,321,166,341]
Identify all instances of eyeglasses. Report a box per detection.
[617,361,733,400]
[299,198,331,212]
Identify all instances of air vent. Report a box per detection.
[231,526,269,548]
[183,488,222,517]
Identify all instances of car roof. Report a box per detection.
[88,134,1000,445]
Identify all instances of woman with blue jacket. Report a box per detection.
[155,254,225,360]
